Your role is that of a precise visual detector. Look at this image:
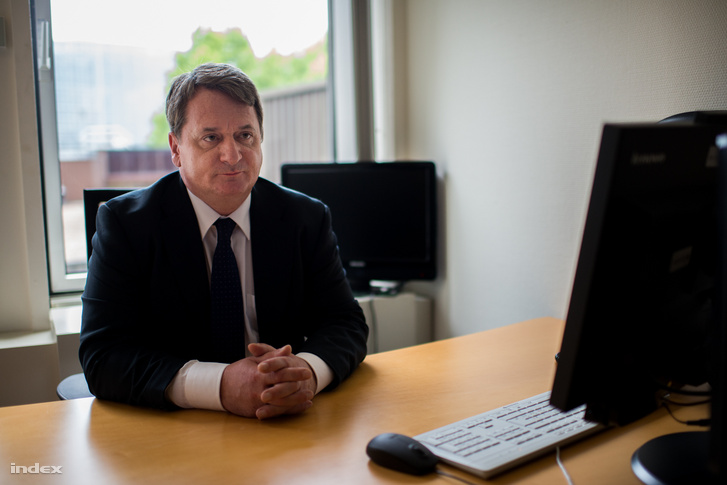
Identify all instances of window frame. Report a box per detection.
[35,0,84,294]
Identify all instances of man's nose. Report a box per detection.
[219,137,242,164]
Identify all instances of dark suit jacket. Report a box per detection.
[80,171,368,410]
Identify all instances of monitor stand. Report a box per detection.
[349,279,403,297]
[631,431,719,484]
[369,280,403,296]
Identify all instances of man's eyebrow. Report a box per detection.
[200,124,257,132]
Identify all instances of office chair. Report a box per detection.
[83,188,134,260]
[659,110,727,125]
[56,188,132,400]
[56,373,94,400]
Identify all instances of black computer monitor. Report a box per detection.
[550,120,727,483]
[280,161,437,293]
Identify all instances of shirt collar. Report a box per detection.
[186,189,251,241]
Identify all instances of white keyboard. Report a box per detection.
[414,391,603,479]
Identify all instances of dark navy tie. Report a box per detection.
[210,217,245,363]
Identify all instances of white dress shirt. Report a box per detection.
[165,190,333,411]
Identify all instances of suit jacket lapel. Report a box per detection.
[160,174,211,322]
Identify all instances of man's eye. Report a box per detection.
[202,135,218,143]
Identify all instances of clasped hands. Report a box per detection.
[220,343,317,420]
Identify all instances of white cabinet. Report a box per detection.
[356,292,432,353]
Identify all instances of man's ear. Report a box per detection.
[169,132,182,168]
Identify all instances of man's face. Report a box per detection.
[169,87,263,215]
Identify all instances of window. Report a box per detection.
[35,0,334,294]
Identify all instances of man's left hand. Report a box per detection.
[249,343,318,419]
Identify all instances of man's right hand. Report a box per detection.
[219,344,315,419]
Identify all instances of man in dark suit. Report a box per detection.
[80,63,368,419]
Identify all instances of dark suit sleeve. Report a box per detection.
[253,183,369,390]
[296,203,369,389]
[79,186,192,410]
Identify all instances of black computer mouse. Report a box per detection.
[366,433,440,475]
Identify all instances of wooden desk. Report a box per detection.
[0,318,708,484]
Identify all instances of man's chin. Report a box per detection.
[216,178,256,201]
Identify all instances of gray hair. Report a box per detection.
[166,63,264,139]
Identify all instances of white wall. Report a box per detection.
[0,0,59,406]
[394,0,727,339]
[0,0,50,333]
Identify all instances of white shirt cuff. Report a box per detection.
[296,352,333,394]
[166,360,227,411]
[166,353,333,411]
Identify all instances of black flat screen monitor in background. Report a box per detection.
[550,120,727,484]
[280,161,437,293]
